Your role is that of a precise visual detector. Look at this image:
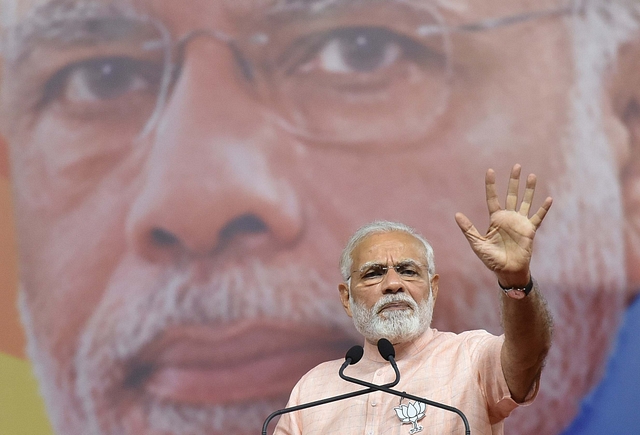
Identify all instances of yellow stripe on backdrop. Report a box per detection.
[0,352,53,435]
[1,123,51,434]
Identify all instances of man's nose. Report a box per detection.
[382,268,405,294]
[126,38,303,262]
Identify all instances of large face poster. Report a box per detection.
[1,0,639,434]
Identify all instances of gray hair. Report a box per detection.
[339,221,435,281]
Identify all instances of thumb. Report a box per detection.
[455,212,482,242]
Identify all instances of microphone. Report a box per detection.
[377,337,395,360]
[339,342,400,390]
[345,345,364,365]
[339,339,400,390]
[261,344,397,435]
[339,339,471,435]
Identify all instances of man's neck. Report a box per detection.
[363,328,434,361]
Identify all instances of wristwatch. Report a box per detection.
[499,277,534,300]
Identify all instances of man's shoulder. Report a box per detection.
[286,357,352,404]
[297,357,345,384]
[422,329,506,380]
[429,328,503,351]
[432,327,499,339]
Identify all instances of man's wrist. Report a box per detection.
[499,276,534,300]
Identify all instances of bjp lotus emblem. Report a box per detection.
[394,400,427,434]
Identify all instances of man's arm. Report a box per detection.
[455,164,553,403]
[498,277,552,402]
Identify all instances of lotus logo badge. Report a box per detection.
[394,400,426,434]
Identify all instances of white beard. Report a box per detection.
[349,290,435,344]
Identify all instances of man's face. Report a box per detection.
[339,231,438,344]
[0,0,630,434]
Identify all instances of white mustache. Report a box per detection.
[375,294,418,314]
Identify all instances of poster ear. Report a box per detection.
[607,37,640,299]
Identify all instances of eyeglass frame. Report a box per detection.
[1,0,586,142]
[147,0,584,138]
[348,258,434,287]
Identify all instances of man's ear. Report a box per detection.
[607,37,640,299]
[430,274,439,303]
[338,282,353,318]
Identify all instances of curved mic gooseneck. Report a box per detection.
[262,338,470,435]
[261,342,400,435]
[339,338,471,435]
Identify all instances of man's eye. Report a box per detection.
[42,56,162,106]
[397,266,418,276]
[363,268,385,279]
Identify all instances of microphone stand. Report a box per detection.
[260,357,400,435]
[262,340,469,435]
[339,361,471,435]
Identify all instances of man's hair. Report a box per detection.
[339,221,435,281]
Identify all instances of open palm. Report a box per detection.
[455,164,553,284]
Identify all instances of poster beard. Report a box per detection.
[20,259,357,435]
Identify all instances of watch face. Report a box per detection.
[504,289,527,300]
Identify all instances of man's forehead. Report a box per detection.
[352,232,425,267]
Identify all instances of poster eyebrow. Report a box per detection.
[2,0,143,65]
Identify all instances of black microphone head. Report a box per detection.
[377,338,395,361]
[345,346,364,365]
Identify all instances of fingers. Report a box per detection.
[487,164,523,215]
[481,165,550,225]
[519,173,536,216]
[485,169,501,214]
[505,164,521,211]
[455,212,482,241]
[530,196,553,228]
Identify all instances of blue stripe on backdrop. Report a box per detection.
[561,294,640,435]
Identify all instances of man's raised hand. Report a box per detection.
[454,164,553,287]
